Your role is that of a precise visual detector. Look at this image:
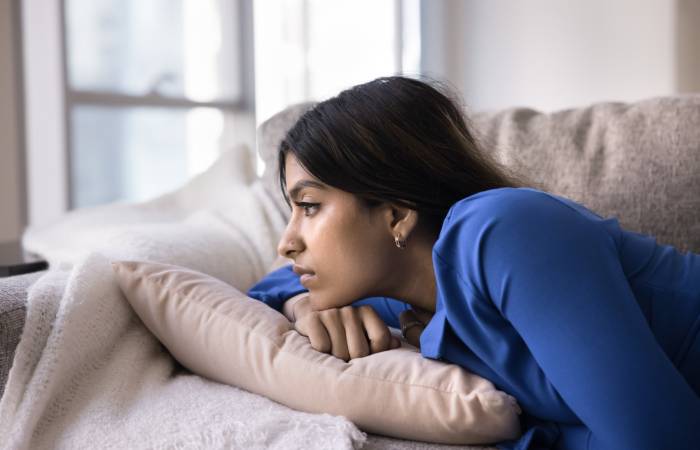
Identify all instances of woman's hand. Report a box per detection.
[398,307,432,349]
[289,295,401,362]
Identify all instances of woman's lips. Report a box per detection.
[300,274,315,286]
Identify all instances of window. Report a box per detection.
[63,0,254,208]
[21,0,417,227]
[253,0,421,176]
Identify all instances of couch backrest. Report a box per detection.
[257,101,316,222]
[471,95,700,254]
[258,95,700,254]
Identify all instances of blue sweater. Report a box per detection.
[247,187,700,449]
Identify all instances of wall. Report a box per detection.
[676,0,700,92]
[421,0,699,113]
[22,0,69,230]
[0,0,26,244]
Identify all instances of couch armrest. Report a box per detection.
[0,270,46,399]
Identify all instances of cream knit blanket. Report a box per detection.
[0,146,368,450]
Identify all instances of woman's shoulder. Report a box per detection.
[436,186,608,246]
[433,186,618,280]
[443,187,559,226]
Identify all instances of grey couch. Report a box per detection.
[2,94,699,445]
[1,270,44,398]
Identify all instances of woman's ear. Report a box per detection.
[386,204,419,240]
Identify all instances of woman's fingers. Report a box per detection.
[399,309,427,348]
[294,305,402,361]
[399,309,415,326]
[340,306,370,360]
[404,324,423,348]
[294,313,332,354]
[411,306,434,324]
[357,305,395,354]
[318,309,351,361]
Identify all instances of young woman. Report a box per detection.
[246,76,700,449]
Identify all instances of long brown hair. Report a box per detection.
[278,76,533,237]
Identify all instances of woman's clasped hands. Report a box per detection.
[284,293,429,362]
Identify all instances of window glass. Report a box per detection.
[306,0,397,101]
[71,106,223,208]
[65,0,241,101]
[254,0,412,125]
[253,0,420,177]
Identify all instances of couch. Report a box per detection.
[2,93,699,448]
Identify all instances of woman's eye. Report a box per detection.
[295,202,319,216]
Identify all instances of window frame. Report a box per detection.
[21,0,255,228]
[60,0,256,210]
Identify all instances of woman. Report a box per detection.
[246,76,700,449]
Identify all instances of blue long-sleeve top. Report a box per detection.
[246,187,700,449]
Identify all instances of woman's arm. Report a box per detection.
[444,191,700,449]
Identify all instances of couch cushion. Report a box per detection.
[257,102,316,222]
[112,260,522,445]
[471,94,700,253]
[0,271,46,399]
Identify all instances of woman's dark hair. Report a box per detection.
[278,75,535,238]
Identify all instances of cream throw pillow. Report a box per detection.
[111,260,522,445]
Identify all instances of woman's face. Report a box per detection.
[277,153,398,311]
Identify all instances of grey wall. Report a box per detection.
[0,0,26,244]
[421,0,699,112]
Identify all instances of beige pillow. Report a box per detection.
[111,260,522,445]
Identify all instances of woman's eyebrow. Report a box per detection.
[288,180,326,200]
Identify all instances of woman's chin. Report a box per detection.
[308,293,333,312]
[306,293,321,311]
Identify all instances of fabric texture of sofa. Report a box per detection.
[1,93,699,448]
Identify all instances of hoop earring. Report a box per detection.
[394,235,407,249]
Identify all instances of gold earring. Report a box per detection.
[394,235,406,249]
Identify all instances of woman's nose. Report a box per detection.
[277,229,302,259]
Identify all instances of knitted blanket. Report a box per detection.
[0,146,368,450]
